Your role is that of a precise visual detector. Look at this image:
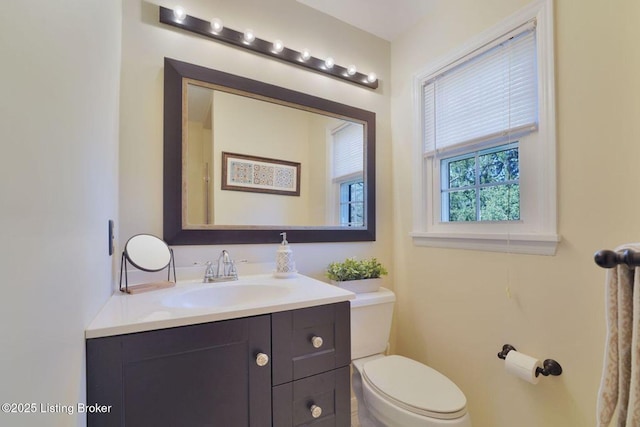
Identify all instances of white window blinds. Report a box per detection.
[423,24,538,156]
[332,123,363,178]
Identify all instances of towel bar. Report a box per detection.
[594,249,640,269]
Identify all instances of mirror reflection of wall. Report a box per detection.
[186,84,213,225]
[184,82,365,228]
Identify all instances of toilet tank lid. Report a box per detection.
[349,287,395,308]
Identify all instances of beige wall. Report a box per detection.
[391,0,640,426]
[211,93,313,226]
[119,0,393,278]
[186,120,208,224]
[0,1,121,426]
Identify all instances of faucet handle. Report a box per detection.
[203,261,217,282]
[229,260,238,278]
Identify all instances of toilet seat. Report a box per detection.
[362,355,467,420]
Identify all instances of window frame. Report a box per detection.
[411,0,558,255]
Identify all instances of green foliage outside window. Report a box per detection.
[444,145,520,222]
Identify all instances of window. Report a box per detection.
[442,142,520,222]
[340,179,364,226]
[411,0,558,255]
[331,122,365,227]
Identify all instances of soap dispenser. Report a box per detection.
[275,232,297,278]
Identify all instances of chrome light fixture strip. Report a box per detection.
[159,6,378,89]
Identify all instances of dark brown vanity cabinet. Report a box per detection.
[86,302,350,427]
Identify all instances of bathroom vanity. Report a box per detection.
[85,274,353,426]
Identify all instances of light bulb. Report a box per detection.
[347,65,357,76]
[173,6,186,21]
[210,18,223,33]
[300,49,311,61]
[272,39,284,53]
[243,29,255,43]
[324,57,335,69]
[366,72,377,83]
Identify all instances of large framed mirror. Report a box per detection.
[164,58,376,244]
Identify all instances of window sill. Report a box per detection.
[410,231,560,255]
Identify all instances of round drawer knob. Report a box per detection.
[311,336,324,348]
[310,404,322,418]
[256,352,269,367]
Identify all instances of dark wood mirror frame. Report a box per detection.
[164,57,376,245]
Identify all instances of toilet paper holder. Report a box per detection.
[497,344,563,377]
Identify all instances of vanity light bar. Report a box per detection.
[159,6,379,89]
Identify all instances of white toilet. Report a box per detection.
[350,287,472,427]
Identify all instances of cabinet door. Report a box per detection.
[272,302,350,385]
[86,315,271,427]
[272,366,351,427]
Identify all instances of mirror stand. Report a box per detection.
[119,250,176,294]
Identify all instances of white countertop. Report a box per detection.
[86,273,355,339]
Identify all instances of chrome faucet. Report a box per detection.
[203,250,238,282]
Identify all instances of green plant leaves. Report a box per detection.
[326,257,388,281]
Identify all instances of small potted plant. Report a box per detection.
[326,257,388,293]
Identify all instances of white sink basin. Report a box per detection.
[162,282,292,309]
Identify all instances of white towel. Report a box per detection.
[597,244,640,427]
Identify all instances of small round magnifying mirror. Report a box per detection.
[124,234,172,271]
[120,234,176,294]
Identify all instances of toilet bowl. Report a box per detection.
[350,288,472,427]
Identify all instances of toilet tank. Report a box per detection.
[350,287,396,360]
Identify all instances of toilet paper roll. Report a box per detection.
[505,350,543,384]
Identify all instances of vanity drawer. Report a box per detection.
[272,302,350,385]
[272,366,350,427]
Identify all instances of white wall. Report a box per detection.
[0,1,121,426]
[391,0,640,426]
[119,0,393,280]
